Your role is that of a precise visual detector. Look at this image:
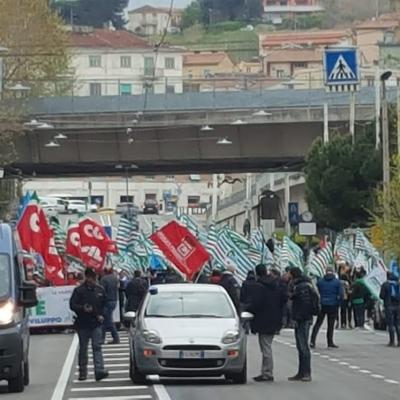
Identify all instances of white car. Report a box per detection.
[40,197,68,213]
[41,202,58,218]
[66,200,88,214]
[125,284,249,384]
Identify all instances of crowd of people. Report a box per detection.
[68,261,400,384]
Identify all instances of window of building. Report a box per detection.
[144,82,154,94]
[166,175,175,181]
[165,57,175,69]
[204,69,211,77]
[246,66,251,73]
[89,83,102,96]
[89,55,101,68]
[293,62,307,68]
[187,195,201,207]
[120,83,132,95]
[190,174,201,181]
[166,85,175,94]
[121,56,132,68]
[120,195,134,203]
[145,176,155,181]
[144,57,155,76]
[367,77,375,87]
[276,69,284,78]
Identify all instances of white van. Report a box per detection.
[40,197,68,213]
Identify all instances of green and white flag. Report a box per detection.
[281,236,304,270]
[307,244,333,278]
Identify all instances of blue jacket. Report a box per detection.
[317,274,343,306]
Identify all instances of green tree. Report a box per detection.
[371,156,400,258]
[181,1,202,30]
[54,0,128,29]
[304,127,382,231]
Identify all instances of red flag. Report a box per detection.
[66,223,82,260]
[17,203,64,285]
[78,218,116,271]
[150,221,210,280]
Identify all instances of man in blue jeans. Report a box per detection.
[380,272,400,346]
[100,266,120,344]
[70,268,109,381]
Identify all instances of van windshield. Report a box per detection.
[0,254,11,298]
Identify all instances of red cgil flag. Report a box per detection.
[78,218,117,271]
[150,221,210,281]
[17,202,65,285]
[66,223,82,261]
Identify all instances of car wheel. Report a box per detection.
[8,361,25,393]
[225,357,247,384]
[129,352,147,385]
[23,359,29,386]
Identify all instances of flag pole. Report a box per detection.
[194,262,208,284]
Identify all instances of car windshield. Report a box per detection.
[145,291,235,318]
[0,254,11,299]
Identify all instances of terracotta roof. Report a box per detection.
[266,49,322,63]
[129,5,182,14]
[261,30,352,48]
[183,52,232,66]
[70,29,150,49]
[355,19,399,30]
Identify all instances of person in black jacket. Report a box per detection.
[219,265,241,311]
[70,268,109,382]
[125,270,148,312]
[240,271,257,334]
[288,267,318,382]
[247,264,288,382]
[380,272,400,346]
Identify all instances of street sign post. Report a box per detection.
[324,47,360,92]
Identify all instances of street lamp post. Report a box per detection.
[381,71,392,197]
[116,164,138,219]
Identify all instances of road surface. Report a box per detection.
[15,325,398,400]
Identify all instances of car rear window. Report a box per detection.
[145,291,235,318]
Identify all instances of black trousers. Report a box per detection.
[311,305,338,346]
[353,303,365,327]
[340,300,352,327]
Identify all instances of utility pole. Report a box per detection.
[381,71,392,197]
[323,103,329,144]
[375,67,381,149]
[350,92,356,144]
[397,85,400,155]
[211,174,218,222]
[245,173,252,223]
[284,174,291,235]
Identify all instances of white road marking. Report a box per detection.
[384,379,399,384]
[154,384,172,400]
[68,397,152,400]
[71,386,148,392]
[89,358,130,362]
[90,353,128,356]
[289,344,296,348]
[339,362,349,366]
[75,370,128,376]
[359,370,371,374]
[78,364,129,369]
[328,358,339,362]
[51,334,79,400]
[349,366,360,370]
[313,352,320,356]
[371,374,385,379]
[320,355,329,359]
[73,377,131,383]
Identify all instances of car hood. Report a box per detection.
[143,317,238,344]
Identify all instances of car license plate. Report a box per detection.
[179,351,204,359]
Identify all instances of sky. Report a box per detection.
[128,0,191,9]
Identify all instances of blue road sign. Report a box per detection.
[324,47,359,86]
[288,202,299,226]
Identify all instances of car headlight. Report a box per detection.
[0,300,14,325]
[142,330,162,344]
[222,329,240,344]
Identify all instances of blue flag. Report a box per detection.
[390,259,399,279]
[17,192,31,219]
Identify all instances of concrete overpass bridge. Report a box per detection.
[10,87,379,177]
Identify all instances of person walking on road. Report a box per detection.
[70,268,109,382]
[125,270,148,312]
[340,274,352,329]
[351,271,369,329]
[100,266,120,344]
[310,267,343,349]
[247,264,287,382]
[288,267,319,382]
[380,272,400,346]
[219,264,241,312]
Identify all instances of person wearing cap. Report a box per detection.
[100,266,120,344]
[70,268,109,382]
[310,266,343,349]
[219,264,241,311]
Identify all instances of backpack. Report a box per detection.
[309,285,321,316]
[295,281,320,317]
[390,281,400,303]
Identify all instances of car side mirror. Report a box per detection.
[240,311,254,320]
[124,311,136,323]
[19,281,38,308]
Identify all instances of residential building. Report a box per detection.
[265,48,322,78]
[127,5,183,36]
[69,27,183,96]
[237,59,263,74]
[183,52,236,79]
[355,14,400,65]
[23,175,212,214]
[262,0,324,23]
[260,30,354,78]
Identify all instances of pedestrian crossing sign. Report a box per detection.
[324,47,359,90]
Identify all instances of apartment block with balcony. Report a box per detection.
[69,27,183,96]
[262,0,324,22]
[127,5,183,36]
